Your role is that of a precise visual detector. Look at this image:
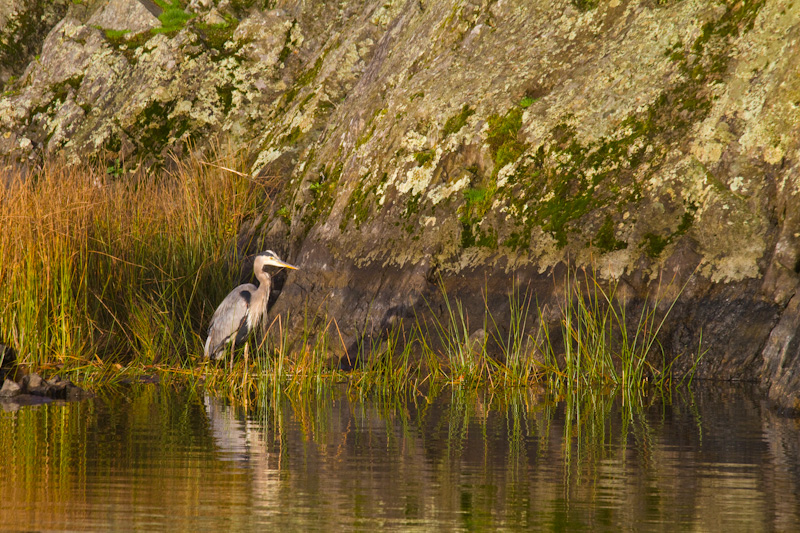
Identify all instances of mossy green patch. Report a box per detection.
[280,126,303,146]
[284,53,326,108]
[402,192,424,234]
[355,107,387,149]
[2,76,20,97]
[414,149,434,166]
[104,131,122,153]
[642,232,669,258]
[572,0,598,12]
[229,0,275,16]
[193,14,241,58]
[486,106,526,177]
[0,1,68,89]
[459,186,497,249]
[104,29,131,41]
[30,74,85,117]
[297,55,325,87]
[299,91,316,112]
[642,203,697,258]
[276,205,291,225]
[497,117,646,249]
[278,23,295,64]
[316,99,335,116]
[442,104,474,138]
[302,161,343,228]
[463,186,488,205]
[100,26,154,64]
[594,214,626,252]
[216,85,234,114]
[132,99,192,157]
[340,172,388,232]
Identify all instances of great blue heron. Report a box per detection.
[204,250,298,361]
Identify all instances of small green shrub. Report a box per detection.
[152,0,194,34]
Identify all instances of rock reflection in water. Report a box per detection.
[0,383,798,530]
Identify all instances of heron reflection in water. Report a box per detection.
[204,250,298,361]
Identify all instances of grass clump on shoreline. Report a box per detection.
[0,144,267,376]
[197,269,701,406]
[0,150,700,404]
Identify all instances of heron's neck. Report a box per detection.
[255,270,271,293]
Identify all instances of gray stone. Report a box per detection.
[87,0,160,35]
[0,379,22,398]
[22,372,43,390]
[22,372,51,396]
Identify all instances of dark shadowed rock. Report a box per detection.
[10,372,93,401]
[46,375,70,399]
[66,382,92,400]
[22,372,49,396]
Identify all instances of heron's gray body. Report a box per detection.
[204,251,297,361]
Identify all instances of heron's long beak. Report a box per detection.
[278,259,298,270]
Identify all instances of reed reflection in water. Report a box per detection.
[0,383,798,531]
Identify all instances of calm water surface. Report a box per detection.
[1,383,799,531]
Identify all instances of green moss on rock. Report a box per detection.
[284,53,325,107]
[0,0,68,89]
[340,172,388,232]
[594,214,626,253]
[414,149,434,166]
[642,204,697,258]
[302,161,343,228]
[193,14,242,61]
[280,126,303,146]
[459,186,497,249]
[216,85,234,114]
[101,28,154,64]
[442,104,474,138]
[486,106,526,176]
[132,99,192,157]
[571,0,598,12]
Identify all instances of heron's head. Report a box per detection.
[254,250,298,272]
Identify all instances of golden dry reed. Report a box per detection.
[0,144,266,381]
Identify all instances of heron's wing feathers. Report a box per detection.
[205,283,256,358]
[208,284,255,330]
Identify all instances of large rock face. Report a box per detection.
[1,0,800,409]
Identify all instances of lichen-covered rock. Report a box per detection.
[0,0,314,166]
[2,0,800,409]
[0,0,70,88]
